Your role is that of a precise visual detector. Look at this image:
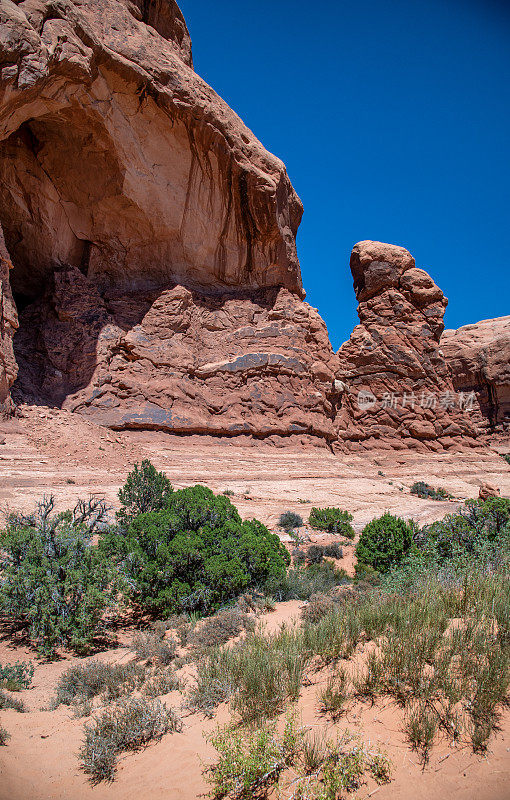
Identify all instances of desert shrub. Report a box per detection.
[205,714,303,800]
[355,513,415,574]
[0,725,10,745]
[188,627,309,722]
[0,497,123,657]
[292,547,306,565]
[80,696,181,783]
[0,689,25,712]
[55,660,146,706]
[267,561,348,601]
[187,608,255,653]
[130,632,177,665]
[101,484,290,616]
[142,669,180,698]
[405,703,438,766]
[323,542,343,559]
[415,498,510,563]
[502,454,510,466]
[309,507,355,538]
[306,544,325,564]
[410,481,450,501]
[0,661,34,691]
[301,592,337,624]
[318,667,348,718]
[278,511,304,532]
[165,614,192,646]
[117,460,173,525]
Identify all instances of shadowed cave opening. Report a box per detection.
[0,112,128,407]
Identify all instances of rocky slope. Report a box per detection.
[442,316,510,437]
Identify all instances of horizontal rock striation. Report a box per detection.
[335,241,477,451]
[442,317,510,436]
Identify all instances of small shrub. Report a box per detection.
[0,725,10,745]
[0,661,34,691]
[502,454,510,466]
[267,562,349,601]
[130,632,177,665]
[165,614,192,646]
[306,545,325,564]
[410,481,450,501]
[292,547,306,565]
[323,542,343,559]
[55,660,146,706]
[205,714,303,800]
[142,669,180,698]
[309,508,355,538]
[302,730,328,774]
[117,460,173,525]
[223,490,234,497]
[0,690,25,713]
[0,496,124,656]
[278,511,304,532]
[405,704,437,766]
[80,696,181,783]
[187,608,254,653]
[301,592,337,624]
[353,651,385,702]
[318,668,348,718]
[355,513,415,574]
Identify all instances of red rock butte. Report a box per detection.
[0,0,507,450]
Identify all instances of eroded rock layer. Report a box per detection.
[335,241,477,451]
[13,265,341,440]
[442,317,510,436]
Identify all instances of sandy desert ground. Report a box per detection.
[0,406,509,800]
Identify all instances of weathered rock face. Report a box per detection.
[0,221,18,404]
[0,1,302,294]
[335,241,477,451]
[13,264,341,440]
[442,317,510,436]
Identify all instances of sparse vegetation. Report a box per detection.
[0,724,10,745]
[267,561,348,601]
[410,481,451,500]
[323,542,343,559]
[80,696,181,783]
[318,667,348,718]
[187,608,255,653]
[501,454,510,466]
[0,661,34,691]
[55,660,146,707]
[278,511,304,532]
[309,507,355,538]
[300,592,337,624]
[0,689,26,712]
[306,544,325,564]
[130,632,177,665]
[142,669,180,697]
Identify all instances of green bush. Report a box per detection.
[117,460,173,525]
[309,507,355,538]
[102,484,290,616]
[410,481,450,501]
[0,497,124,657]
[355,513,415,574]
[80,696,181,783]
[0,661,34,691]
[278,511,304,531]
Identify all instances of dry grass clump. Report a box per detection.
[187,608,255,653]
[0,689,26,713]
[55,659,146,707]
[0,724,10,745]
[301,592,338,624]
[318,667,349,719]
[130,631,177,665]
[80,696,181,783]
[142,668,181,698]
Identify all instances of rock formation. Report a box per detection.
[0,2,489,451]
[442,316,510,437]
[335,241,477,451]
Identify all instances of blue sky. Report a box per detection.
[178,0,510,348]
